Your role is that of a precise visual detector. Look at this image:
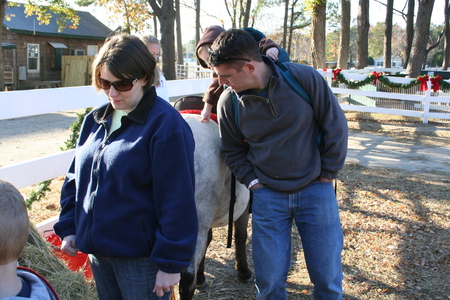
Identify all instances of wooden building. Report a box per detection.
[2,4,113,89]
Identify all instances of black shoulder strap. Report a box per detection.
[231,91,245,141]
[274,61,312,106]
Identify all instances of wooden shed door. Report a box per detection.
[64,59,88,87]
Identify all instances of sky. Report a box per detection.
[71,0,447,44]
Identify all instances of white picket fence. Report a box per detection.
[0,75,449,191]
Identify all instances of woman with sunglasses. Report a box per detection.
[53,34,198,300]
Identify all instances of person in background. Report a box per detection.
[54,34,198,300]
[0,179,59,300]
[196,25,286,123]
[141,35,170,102]
[209,29,348,300]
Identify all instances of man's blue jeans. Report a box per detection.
[89,254,171,300]
[251,180,343,300]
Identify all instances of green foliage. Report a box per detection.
[26,180,52,209]
[431,50,444,67]
[332,70,450,92]
[24,1,80,32]
[368,22,384,59]
[367,56,374,65]
[61,108,93,151]
[75,0,95,5]
[326,30,339,61]
[78,0,151,34]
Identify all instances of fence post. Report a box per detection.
[422,79,432,124]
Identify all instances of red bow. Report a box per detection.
[332,69,342,81]
[372,71,381,85]
[417,75,429,92]
[430,75,442,92]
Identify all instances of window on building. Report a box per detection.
[70,49,85,56]
[87,45,98,56]
[27,44,40,72]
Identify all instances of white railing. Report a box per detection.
[0,79,211,189]
[176,63,213,80]
[0,74,449,190]
[320,69,450,124]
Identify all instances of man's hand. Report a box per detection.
[250,182,265,191]
[61,235,78,256]
[319,176,333,183]
[153,270,180,297]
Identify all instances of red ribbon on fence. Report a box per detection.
[430,75,442,93]
[372,71,381,85]
[417,75,429,92]
[332,69,342,81]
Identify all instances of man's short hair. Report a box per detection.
[141,35,160,46]
[0,180,29,265]
[208,29,263,68]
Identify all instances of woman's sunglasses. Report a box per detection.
[98,78,139,91]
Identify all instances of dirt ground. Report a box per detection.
[1,111,449,299]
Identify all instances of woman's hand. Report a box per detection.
[153,270,180,297]
[61,235,78,256]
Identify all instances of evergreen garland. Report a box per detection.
[333,69,450,92]
[26,108,92,209]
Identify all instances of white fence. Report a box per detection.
[321,70,450,124]
[0,74,449,191]
[176,63,213,80]
[0,79,211,189]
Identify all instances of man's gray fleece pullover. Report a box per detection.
[217,57,348,193]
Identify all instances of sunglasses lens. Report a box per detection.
[113,81,133,91]
[99,78,135,91]
[99,78,111,90]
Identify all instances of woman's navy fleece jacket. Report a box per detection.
[54,88,198,274]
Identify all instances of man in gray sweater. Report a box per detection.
[209,29,348,300]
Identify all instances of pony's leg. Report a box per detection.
[234,202,252,282]
[179,225,210,300]
[196,228,213,287]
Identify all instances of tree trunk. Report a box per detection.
[383,0,393,68]
[404,0,415,68]
[243,0,251,28]
[338,0,350,69]
[406,0,435,77]
[175,0,183,64]
[311,0,326,69]
[0,0,6,90]
[442,0,450,70]
[224,0,237,28]
[282,0,289,49]
[195,0,201,45]
[356,0,369,69]
[149,0,176,80]
[288,1,296,55]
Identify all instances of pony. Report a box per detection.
[178,113,252,300]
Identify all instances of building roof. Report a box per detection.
[3,4,113,40]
